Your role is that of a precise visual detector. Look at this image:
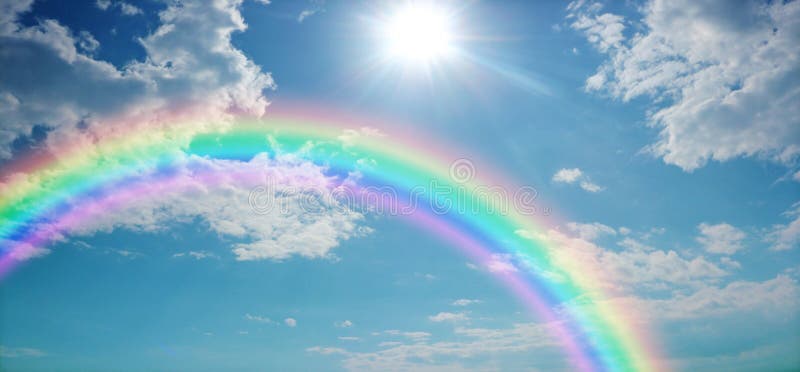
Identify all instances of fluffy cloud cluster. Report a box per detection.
[551,167,604,192]
[569,0,800,171]
[518,228,729,293]
[62,155,368,261]
[95,0,143,16]
[428,312,469,323]
[0,1,374,263]
[696,222,747,255]
[0,0,274,158]
[641,274,799,320]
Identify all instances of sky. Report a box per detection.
[0,0,799,371]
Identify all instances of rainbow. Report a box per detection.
[0,107,661,371]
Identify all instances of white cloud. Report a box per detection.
[284,317,297,327]
[552,168,604,192]
[569,0,800,171]
[6,243,51,261]
[631,274,800,320]
[76,30,99,53]
[297,0,325,23]
[451,299,480,307]
[338,336,359,341]
[306,346,348,355]
[570,11,625,52]
[95,0,111,11]
[335,320,353,328]
[244,313,276,324]
[0,345,46,358]
[118,2,142,16]
[428,312,469,323]
[551,168,582,183]
[485,254,519,274]
[566,222,616,241]
[0,0,275,158]
[413,272,437,280]
[766,202,800,251]
[94,0,142,16]
[382,330,431,340]
[697,223,747,255]
[173,251,217,260]
[520,228,729,292]
[112,249,142,259]
[15,155,368,262]
[579,180,604,193]
[309,322,561,371]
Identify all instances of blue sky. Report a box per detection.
[1,0,799,371]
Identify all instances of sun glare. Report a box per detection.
[382,3,455,63]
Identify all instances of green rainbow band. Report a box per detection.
[0,111,661,371]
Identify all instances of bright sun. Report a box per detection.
[382,3,455,63]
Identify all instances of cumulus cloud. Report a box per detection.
[118,2,142,16]
[552,168,604,192]
[697,223,747,255]
[569,0,800,171]
[284,317,297,327]
[566,221,617,241]
[518,228,729,293]
[616,274,800,320]
[89,156,364,261]
[428,312,469,323]
[1,154,368,263]
[0,0,275,158]
[551,168,582,183]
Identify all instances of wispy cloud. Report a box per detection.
[244,313,276,324]
[765,202,800,251]
[173,251,218,260]
[0,346,46,358]
[452,299,481,307]
[334,320,353,328]
[308,322,560,370]
[297,0,325,23]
